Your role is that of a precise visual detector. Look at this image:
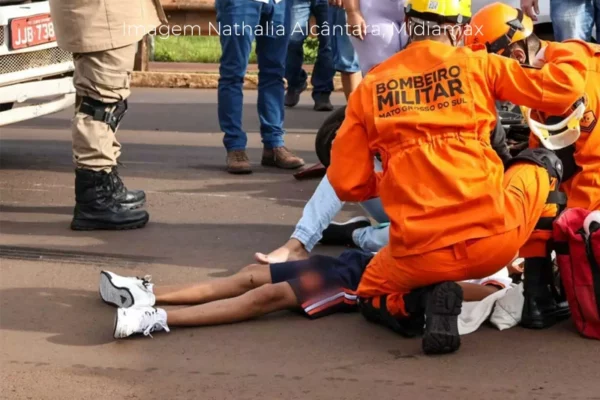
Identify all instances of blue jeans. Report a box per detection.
[550,0,599,42]
[285,0,335,98]
[328,6,361,73]
[291,159,390,253]
[216,0,290,151]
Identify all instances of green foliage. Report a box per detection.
[302,37,319,64]
[154,36,257,63]
[154,36,318,64]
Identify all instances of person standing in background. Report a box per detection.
[328,0,362,100]
[49,0,162,230]
[285,0,336,111]
[343,0,409,75]
[521,0,599,42]
[216,0,306,174]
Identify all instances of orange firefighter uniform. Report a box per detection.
[518,40,600,260]
[529,40,600,212]
[327,39,588,318]
[464,2,598,329]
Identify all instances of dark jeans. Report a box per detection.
[215,0,291,151]
[285,0,335,100]
[550,0,599,42]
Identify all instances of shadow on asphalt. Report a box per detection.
[0,139,323,209]
[0,204,73,215]
[0,214,346,270]
[160,178,320,208]
[0,140,319,180]
[0,287,115,346]
[10,103,338,134]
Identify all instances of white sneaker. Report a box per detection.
[113,306,170,339]
[99,270,156,308]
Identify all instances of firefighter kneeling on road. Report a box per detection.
[466,2,599,330]
[48,0,167,230]
[327,0,588,354]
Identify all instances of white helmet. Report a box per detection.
[522,97,587,150]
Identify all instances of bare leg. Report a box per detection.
[154,264,272,305]
[458,282,501,302]
[340,71,362,100]
[166,282,298,326]
[254,238,309,264]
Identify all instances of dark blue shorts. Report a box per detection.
[270,249,374,319]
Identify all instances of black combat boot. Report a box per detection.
[521,257,570,329]
[71,169,149,231]
[358,287,429,339]
[422,282,463,355]
[110,167,146,210]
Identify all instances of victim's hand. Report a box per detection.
[329,0,344,7]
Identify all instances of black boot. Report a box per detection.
[285,81,307,108]
[71,169,149,231]
[358,287,429,338]
[521,257,570,329]
[422,282,463,355]
[552,263,571,317]
[110,167,146,210]
[313,93,334,112]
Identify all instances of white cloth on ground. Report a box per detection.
[490,282,524,331]
[458,267,514,335]
[457,267,525,334]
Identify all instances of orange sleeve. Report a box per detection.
[529,131,541,148]
[327,83,378,202]
[527,109,543,148]
[485,44,587,116]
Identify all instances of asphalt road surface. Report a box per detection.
[1,89,599,400]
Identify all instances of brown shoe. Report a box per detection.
[261,147,305,169]
[226,150,252,174]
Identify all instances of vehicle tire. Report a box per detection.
[0,103,14,112]
[314,104,532,165]
[534,23,555,41]
[315,106,346,167]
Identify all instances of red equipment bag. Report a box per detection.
[553,208,600,340]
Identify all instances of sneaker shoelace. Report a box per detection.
[140,309,169,337]
[97,171,114,193]
[111,169,125,191]
[136,275,153,290]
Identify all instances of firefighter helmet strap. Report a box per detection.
[486,8,525,55]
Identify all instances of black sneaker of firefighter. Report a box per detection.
[320,217,372,247]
